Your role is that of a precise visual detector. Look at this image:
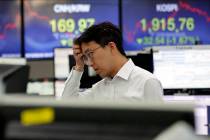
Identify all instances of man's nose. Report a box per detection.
[86,58,93,66]
[88,61,94,67]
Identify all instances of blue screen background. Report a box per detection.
[0,0,21,57]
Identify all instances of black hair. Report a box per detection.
[77,21,126,56]
[73,37,80,45]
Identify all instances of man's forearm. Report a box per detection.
[62,68,83,97]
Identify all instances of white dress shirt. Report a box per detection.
[62,59,163,102]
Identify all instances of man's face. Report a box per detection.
[81,41,114,78]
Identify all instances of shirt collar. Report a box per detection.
[114,59,135,80]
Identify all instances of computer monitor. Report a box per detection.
[126,49,154,73]
[153,45,210,95]
[54,47,73,79]
[54,47,73,97]
[0,58,29,94]
[24,0,119,59]
[0,96,195,140]
[0,0,21,57]
[3,65,30,94]
[122,0,210,51]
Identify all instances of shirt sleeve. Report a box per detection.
[143,78,164,102]
[62,69,83,97]
[61,69,95,99]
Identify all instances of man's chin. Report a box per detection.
[99,74,105,78]
[98,73,106,78]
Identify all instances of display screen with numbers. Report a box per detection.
[24,0,119,59]
[0,0,21,58]
[122,0,210,51]
[153,45,210,95]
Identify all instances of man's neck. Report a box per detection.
[110,56,128,78]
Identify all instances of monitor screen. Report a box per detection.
[0,0,21,57]
[54,47,73,97]
[54,48,73,79]
[153,45,210,95]
[0,58,29,94]
[24,0,119,59]
[27,80,54,96]
[122,0,210,51]
[126,50,154,73]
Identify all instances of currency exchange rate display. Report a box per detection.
[24,0,119,59]
[122,0,210,50]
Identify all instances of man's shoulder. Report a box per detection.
[91,78,107,88]
[131,65,156,80]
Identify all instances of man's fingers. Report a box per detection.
[73,45,81,50]
[73,48,82,54]
[77,54,83,58]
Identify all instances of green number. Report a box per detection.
[179,17,186,31]
[144,37,153,45]
[155,36,165,45]
[58,19,66,32]
[87,18,95,27]
[179,37,187,44]
[78,18,87,32]
[78,18,95,33]
[49,19,57,32]
[166,37,176,45]
[179,17,194,31]
[160,18,166,31]
[66,18,75,32]
[167,18,175,31]
[152,18,160,31]
[67,39,73,47]
[186,18,194,31]
[140,18,147,31]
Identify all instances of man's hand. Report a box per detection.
[73,44,84,71]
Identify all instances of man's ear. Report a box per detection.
[108,42,117,52]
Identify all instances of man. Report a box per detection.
[62,22,163,102]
